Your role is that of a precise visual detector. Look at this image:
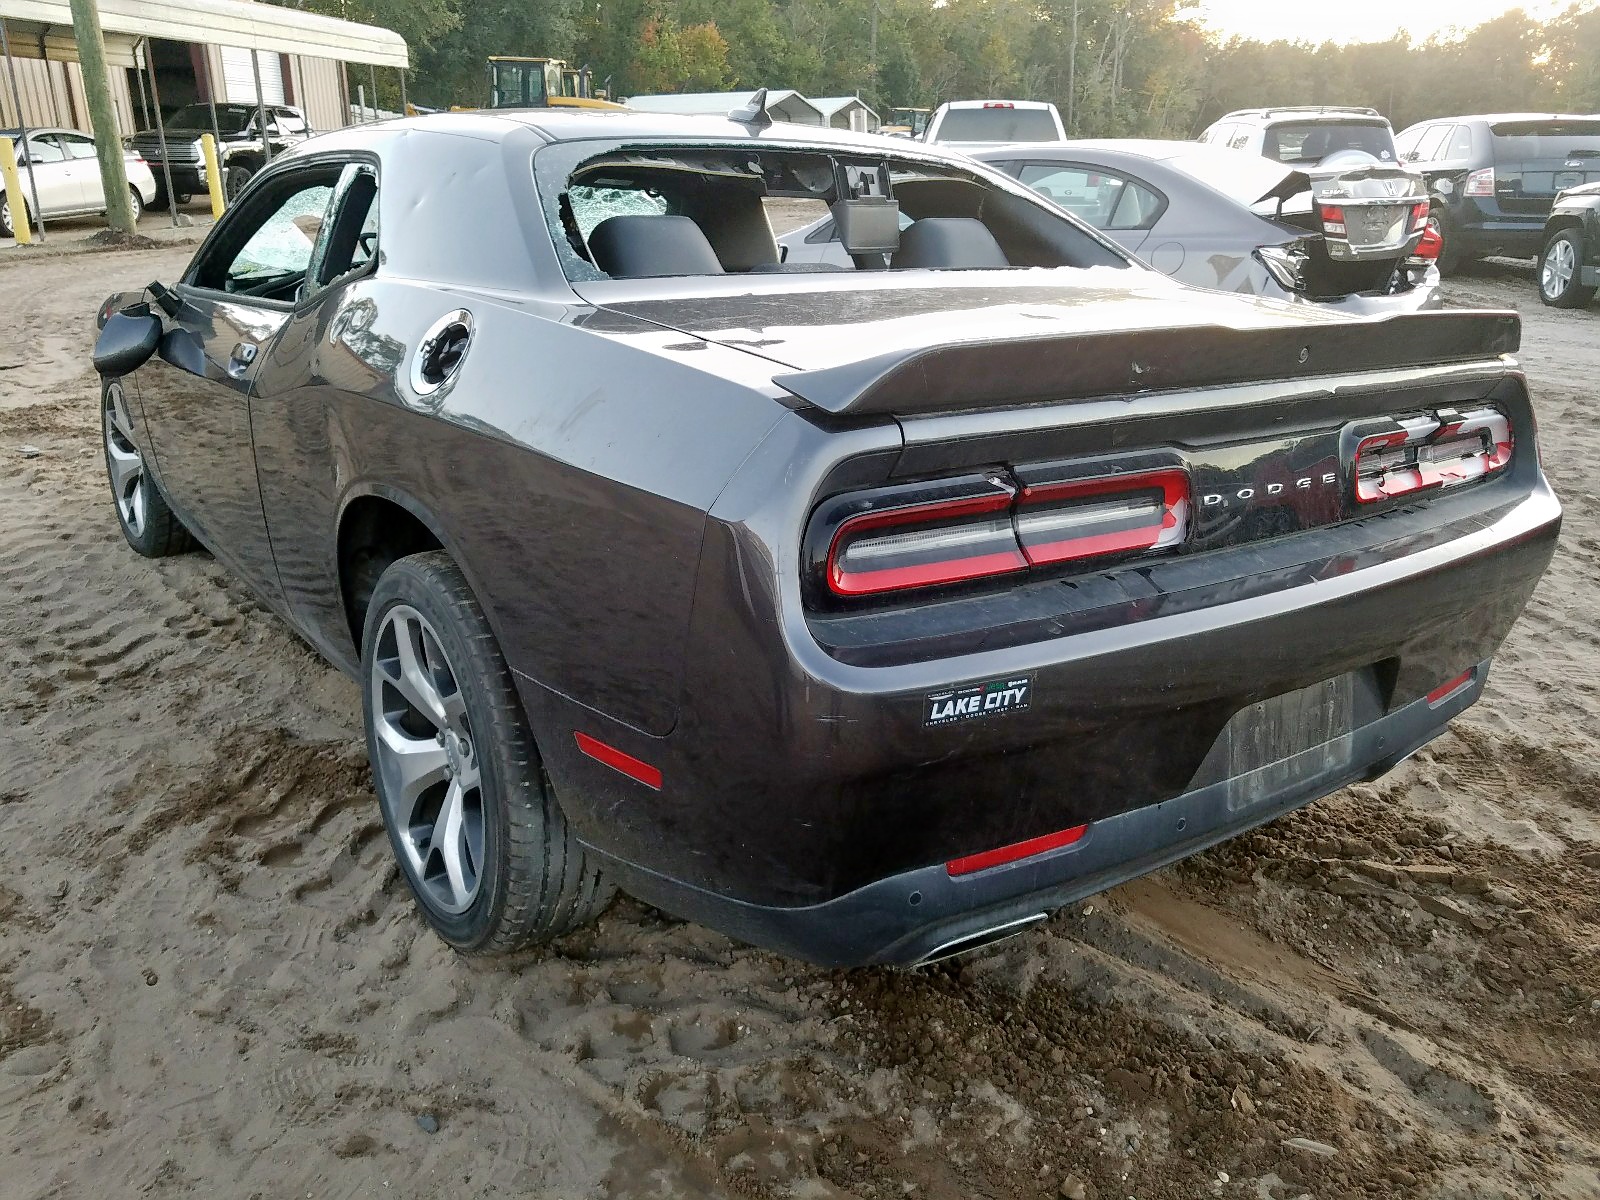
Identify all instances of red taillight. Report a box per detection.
[1015,469,1189,567]
[1410,200,1429,232]
[1427,668,1475,706]
[982,101,1016,109]
[1412,223,1443,261]
[827,488,1027,596]
[821,467,1191,598]
[1353,408,1512,504]
[1464,167,1495,197]
[947,824,1088,877]
[1319,203,1346,237]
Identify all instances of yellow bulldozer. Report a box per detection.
[484,57,625,111]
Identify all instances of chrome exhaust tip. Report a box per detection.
[913,912,1047,967]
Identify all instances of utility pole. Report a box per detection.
[68,0,136,234]
[868,0,879,99]
[1067,0,1078,136]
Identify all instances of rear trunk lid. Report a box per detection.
[1254,161,1426,261]
[581,273,1517,418]
[1489,118,1600,214]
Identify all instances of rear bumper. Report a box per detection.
[592,664,1485,966]
[529,473,1559,964]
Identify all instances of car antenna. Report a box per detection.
[730,88,773,129]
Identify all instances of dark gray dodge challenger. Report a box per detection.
[92,109,1560,966]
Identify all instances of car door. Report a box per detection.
[18,133,81,215]
[54,131,105,210]
[137,163,340,597]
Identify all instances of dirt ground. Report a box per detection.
[1,240,1597,1200]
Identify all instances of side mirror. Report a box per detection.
[93,308,162,377]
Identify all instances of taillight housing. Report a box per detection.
[1409,200,1429,232]
[1014,469,1189,566]
[1410,223,1443,262]
[1464,167,1495,197]
[1319,203,1346,237]
[1351,408,1512,504]
[811,463,1192,599]
[824,476,1027,597]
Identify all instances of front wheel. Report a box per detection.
[101,379,195,557]
[224,165,254,202]
[1,192,22,240]
[1539,228,1596,309]
[361,552,614,954]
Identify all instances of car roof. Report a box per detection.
[936,99,1057,111]
[971,138,1249,164]
[1405,112,1600,125]
[362,106,931,151]
[1216,107,1383,123]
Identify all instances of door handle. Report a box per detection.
[228,341,257,377]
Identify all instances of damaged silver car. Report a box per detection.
[781,140,1439,316]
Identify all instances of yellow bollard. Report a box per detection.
[0,137,33,245]
[201,133,225,220]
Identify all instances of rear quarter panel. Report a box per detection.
[248,277,788,737]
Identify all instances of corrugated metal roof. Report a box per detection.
[625,89,824,123]
[0,0,408,69]
[811,96,879,120]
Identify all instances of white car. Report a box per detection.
[922,100,1066,148]
[1,126,158,239]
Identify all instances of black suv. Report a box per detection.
[128,102,314,208]
[1395,113,1600,273]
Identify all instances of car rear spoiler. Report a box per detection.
[771,310,1520,418]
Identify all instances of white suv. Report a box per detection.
[923,100,1066,147]
[1198,107,1399,167]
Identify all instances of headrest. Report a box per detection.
[892,218,1009,270]
[588,215,724,278]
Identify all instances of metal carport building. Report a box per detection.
[0,0,407,137]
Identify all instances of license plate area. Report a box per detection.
[1342,204,1406,249]
[1187,673,1361,813]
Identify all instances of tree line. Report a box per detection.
[284,1,1600,137]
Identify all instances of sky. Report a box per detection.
[1184,0,1574,45]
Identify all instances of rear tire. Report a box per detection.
[361,551,614,955]
[101,378,195,557]
[1538,228,1595,309]
[1427,207,1463,275]
[126,186,144,226]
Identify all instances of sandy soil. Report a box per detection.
[1,245,1597,1200]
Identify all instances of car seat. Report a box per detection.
[587,215,724,278]
[892,217,1009,269]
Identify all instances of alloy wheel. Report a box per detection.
[369,604,485,914]
[103,382,147,537]
[1543,237,1576,299]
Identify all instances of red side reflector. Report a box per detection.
[946,824,1088,877]
[1427,669,1474,705]
[575,732,662,789]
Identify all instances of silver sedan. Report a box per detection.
[781,139,1442,316]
